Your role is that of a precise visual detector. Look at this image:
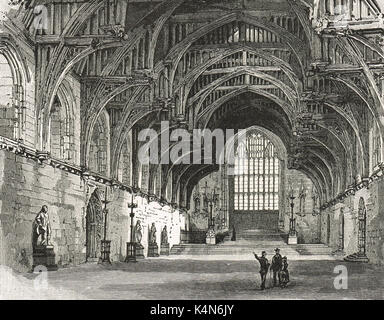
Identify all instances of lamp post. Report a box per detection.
[125,189,138,263]
[203,184,219,245]
[100,186,111,264]
[288,186,298,244]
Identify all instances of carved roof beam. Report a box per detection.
[190,69,297,107]
[195,87,295,130]
[161,12,309,94]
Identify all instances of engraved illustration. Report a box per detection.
[0,0,383,301]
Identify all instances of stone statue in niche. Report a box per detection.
[298,181,307,214]
[149,222,157,244]
[161,225,168,245]
[134,220,143,245]
[312,186,320,215]
[148,222,159,257]
[133,220,144,259]
[160,225,170,256]
[32,205,51,249]
[193,193,200,213]
[32,205,57,271]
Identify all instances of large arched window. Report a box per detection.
[89,111,110,176]
[0,53,15,139]
[49,91,75,161]
[117,136,132,185]
[234,131,279,211]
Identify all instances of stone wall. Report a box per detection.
[0,149,86,272]
[321,180,384,265]
[187,167,321,243]
[283,169,320,243]
[230,211,279,231]
[188,172,225,231]
[107,190,181,259]
[0,149,182,272]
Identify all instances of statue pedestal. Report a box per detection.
[287,235,298,245]
[32,245,58,271]
[99,240,112,264]
[206,236,216,245]
[206,227,216,245]
[135,243,145,259]
[148,243,159,257]
[160,243,170,256]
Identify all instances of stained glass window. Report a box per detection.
[234,131,279,211]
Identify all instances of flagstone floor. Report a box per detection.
[2,258,384,300]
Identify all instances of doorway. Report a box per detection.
[86,190,103,261]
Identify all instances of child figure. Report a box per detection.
[280,256,290,288]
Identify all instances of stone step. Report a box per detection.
[344,252,369,263]
[170,243,333,256]
[171,229,333,257]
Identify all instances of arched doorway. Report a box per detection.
[358,198,367,256]
[86,190,104,261]
[326,214,331,244]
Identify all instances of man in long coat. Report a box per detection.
[253,251,270,290]
[271,248,283,287]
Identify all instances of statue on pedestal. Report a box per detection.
[134,220,143,245]
[149,222,157,244]
[160,225,170,256]
[148,222,159,257]
[133,220,144,259]
[32,205,57,271]
[298,181,307,215]
[32,205,51,249]
[312,186,320,215]
[161,226,168,245]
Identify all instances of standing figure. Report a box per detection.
[161,225,168,245]
[280,256,290,288]
[253,251,270,290]
[193,191,200,213]
[134,220,143,244]
[231,226,236,241]
[271,248,283,287]
[299,181,307,214]
[32,205,51,249]
[149,222,157,244]
[312,186,320,214]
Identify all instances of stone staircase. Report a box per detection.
[236,229,287,242]
[170,229,335,260]
[344,252,369,263]
[291,244,334,256]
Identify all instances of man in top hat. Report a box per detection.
[253,251,270,290]
[271,248,283,287]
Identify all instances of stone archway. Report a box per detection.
[86,190,104,261]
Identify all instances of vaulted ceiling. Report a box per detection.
[2,0,384,209]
